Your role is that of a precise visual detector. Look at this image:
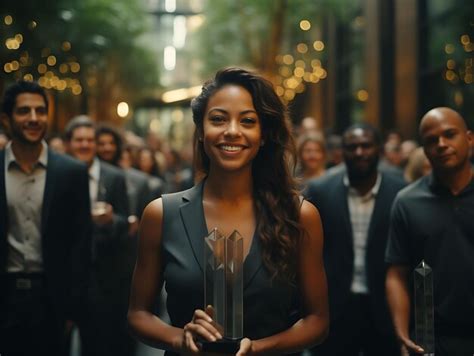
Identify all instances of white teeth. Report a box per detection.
[221,145,242,152]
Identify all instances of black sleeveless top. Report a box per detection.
[160,183,302,355]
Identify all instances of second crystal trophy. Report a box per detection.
[414,260,435,356]
[202,229,243,354]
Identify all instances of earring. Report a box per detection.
[198,137,203,142]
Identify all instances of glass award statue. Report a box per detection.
[414,260,435,356]
[203,229,243,354]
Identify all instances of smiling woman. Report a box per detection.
[128,68,329,356]
[201,85,262,174]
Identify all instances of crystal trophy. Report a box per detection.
[414,260,435,356]
[202,229,243,354]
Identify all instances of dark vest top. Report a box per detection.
[161,183,301,355]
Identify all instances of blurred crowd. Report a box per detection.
[1,80,473,356]
[294,116,434,187]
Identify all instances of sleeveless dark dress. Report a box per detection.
[160,182,302,355]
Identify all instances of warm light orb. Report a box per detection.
[47,55,57,66]
[117,102,129,118]
[357,90,369,102]
[460,34,470,46]
[300,20,311,31]
[313,41,325,51]
[445,43,455,54]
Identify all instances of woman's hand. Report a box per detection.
[399,336,425,355]
[182,308,223,354]
[236,338,253,356]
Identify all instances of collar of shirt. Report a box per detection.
[89,157,101,182]
[344,172,382,200]
[5,140,48,170]
[427,171,474,196]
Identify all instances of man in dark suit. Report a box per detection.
[0,81,91,356]
[64,116,135,356]
[305,123,405,356]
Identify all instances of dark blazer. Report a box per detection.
[89,161,129,304]
[160,183,301,356]
[124,167,151,218]
[305,171,405,335]
[0,149,92,323]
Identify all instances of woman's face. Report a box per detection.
[138,150,154,173]
[301,141,325,171]
[202,85,262,174]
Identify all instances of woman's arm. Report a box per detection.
[127,198,184,351]
[128,199,222,353]
[244,200,329,355]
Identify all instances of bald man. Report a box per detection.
[385,107,474,356]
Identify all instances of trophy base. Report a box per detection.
[201,337,242,354]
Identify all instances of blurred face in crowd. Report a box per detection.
[96,133,117,163]
[0,133,8,149]
[301,140,325,173]
[67,126,96,166]
[420,108,472,173]
[384,142,403,167]
[343,128,380,180]
[7,93,48,146]
[49,137,66,154]
[120,150,132,169]
[138,149,155,174]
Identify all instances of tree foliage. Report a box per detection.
[1,0,158,119]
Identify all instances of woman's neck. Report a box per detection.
[204,167,254,202]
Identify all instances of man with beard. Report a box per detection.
[386,108,474,355]
[305,123,405,356]
[0,81,91,356]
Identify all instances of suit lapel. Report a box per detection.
[179,182,207,274]
[41,150,57,236]
[334,176,353,243]
[367,175,386,246]
[98,162,109,202]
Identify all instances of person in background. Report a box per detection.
[0,131,9,150]
[399,140,419,168]
[163,148,194,192]
[96,126,151,223]
[306,123,404,356]
[95,125,123,167]
[128,67,329,355]
[403,147,431,183]
[297,132,327,185]
[383,141,403,169]
[135,146,167,196]
[136,146,162,178]
[47,134,66,154]
[386,107,474,356]
[326,134,344,169]
[0,80,91,356]
[65,116,134,356]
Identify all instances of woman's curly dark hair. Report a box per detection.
[191,67,301,281]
